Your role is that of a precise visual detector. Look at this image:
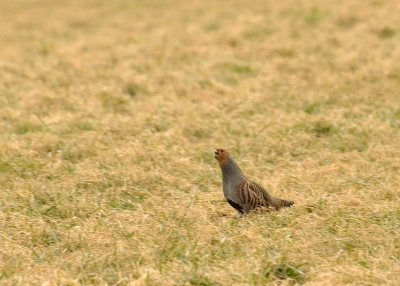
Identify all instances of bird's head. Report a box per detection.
[214,148,229,167]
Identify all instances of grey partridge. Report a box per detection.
[214,148,294,218]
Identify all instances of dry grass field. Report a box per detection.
[1,0,400,285]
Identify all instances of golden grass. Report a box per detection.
[1,0,400,284]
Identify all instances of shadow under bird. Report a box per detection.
[214,149,294,218]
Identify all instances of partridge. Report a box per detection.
[214,149,294,218]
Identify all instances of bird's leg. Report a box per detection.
[236,211,243,218]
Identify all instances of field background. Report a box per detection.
[1,0,400,285]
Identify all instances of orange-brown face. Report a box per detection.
[213,149,229,167]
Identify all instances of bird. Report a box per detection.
[214,148,294,218]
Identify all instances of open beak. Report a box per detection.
[213,149,218,157]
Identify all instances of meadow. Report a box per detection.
[0,0,400,285]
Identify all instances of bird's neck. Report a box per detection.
[221,155,244,179]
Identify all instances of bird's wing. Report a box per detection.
[249,180,275,207]
[235,179,267,211]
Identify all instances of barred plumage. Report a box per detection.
[214,148,294,218]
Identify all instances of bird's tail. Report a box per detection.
[269,197,294,210]
[277,198,294,209]
[257,182,294,210]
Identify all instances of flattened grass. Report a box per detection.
[0,0,400,285]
